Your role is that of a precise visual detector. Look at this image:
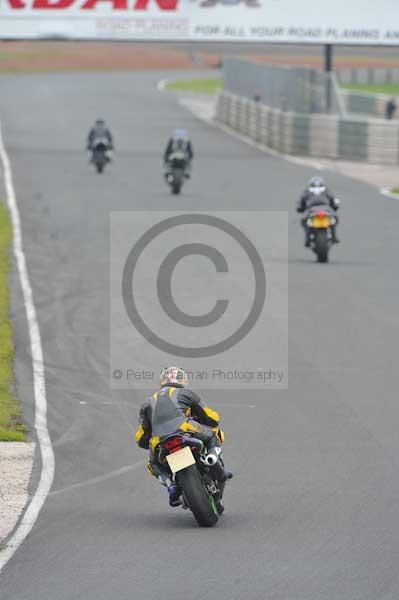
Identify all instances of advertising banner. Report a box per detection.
[1,0,399,44]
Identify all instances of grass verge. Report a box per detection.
[390,188,399,195]
[0,202,26,442]
[341,83,399,95]
[165,77,222,95]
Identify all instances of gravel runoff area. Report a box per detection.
[0,443,35,544]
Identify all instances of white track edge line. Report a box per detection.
[0,122,55,572]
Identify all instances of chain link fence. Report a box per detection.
[223,57,345,116]
[340,89,399,119]
[337,67,399,86]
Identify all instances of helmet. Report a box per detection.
[173,128,187,140]
[160,366,188,388]
[308,176,326,194]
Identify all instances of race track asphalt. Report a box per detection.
[1,71,399,600]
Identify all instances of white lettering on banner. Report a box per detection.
[96,17,188,34]
[288,27,322,38]
[250,27,284,37]
[194,24,221,35]
[1,0,399,44]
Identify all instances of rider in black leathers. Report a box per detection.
[297,176,340,246]
[164,129,193,178]
[135,366,231,507]
[86,118,114,157]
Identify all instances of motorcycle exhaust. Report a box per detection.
[204,453,218,466]
[204,453,227,482]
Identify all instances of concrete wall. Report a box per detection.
[216,91,399,166]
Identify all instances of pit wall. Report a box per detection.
[216,91,399,166]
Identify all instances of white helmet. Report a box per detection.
[173,128,188,140]
[308,176,326,195]
[160,366,188,388]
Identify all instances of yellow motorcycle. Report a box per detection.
[305,206,338,263]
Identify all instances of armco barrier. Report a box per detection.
[216,91,399,166]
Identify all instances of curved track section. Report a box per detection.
[1,72,399,600]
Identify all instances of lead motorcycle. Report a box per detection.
[165,151,188,195]
[304,205,338,263]
[155,433,228,527]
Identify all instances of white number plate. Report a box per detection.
[166,446,195,474]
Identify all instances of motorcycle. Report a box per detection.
[165,151,188,195]
[90,139,110,174]
[155,433,228,527]
[304,205,338,263]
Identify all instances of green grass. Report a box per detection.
[390,188,399,195]
[0,202,27,442]
[341,83,399,95]
[165,77,222,95]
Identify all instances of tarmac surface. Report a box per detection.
[1,71,399,600]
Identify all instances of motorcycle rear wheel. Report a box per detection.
[177,465,219,527]
[314,229,329,263]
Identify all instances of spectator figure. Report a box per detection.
[253,91,261,103]
[385,97,397,120]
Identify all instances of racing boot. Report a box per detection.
[167,483,182,507]
[331,226,340,244]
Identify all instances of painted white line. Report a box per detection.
[49,461,145,498]
[380,187,399,199]
[0,122,55,572]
